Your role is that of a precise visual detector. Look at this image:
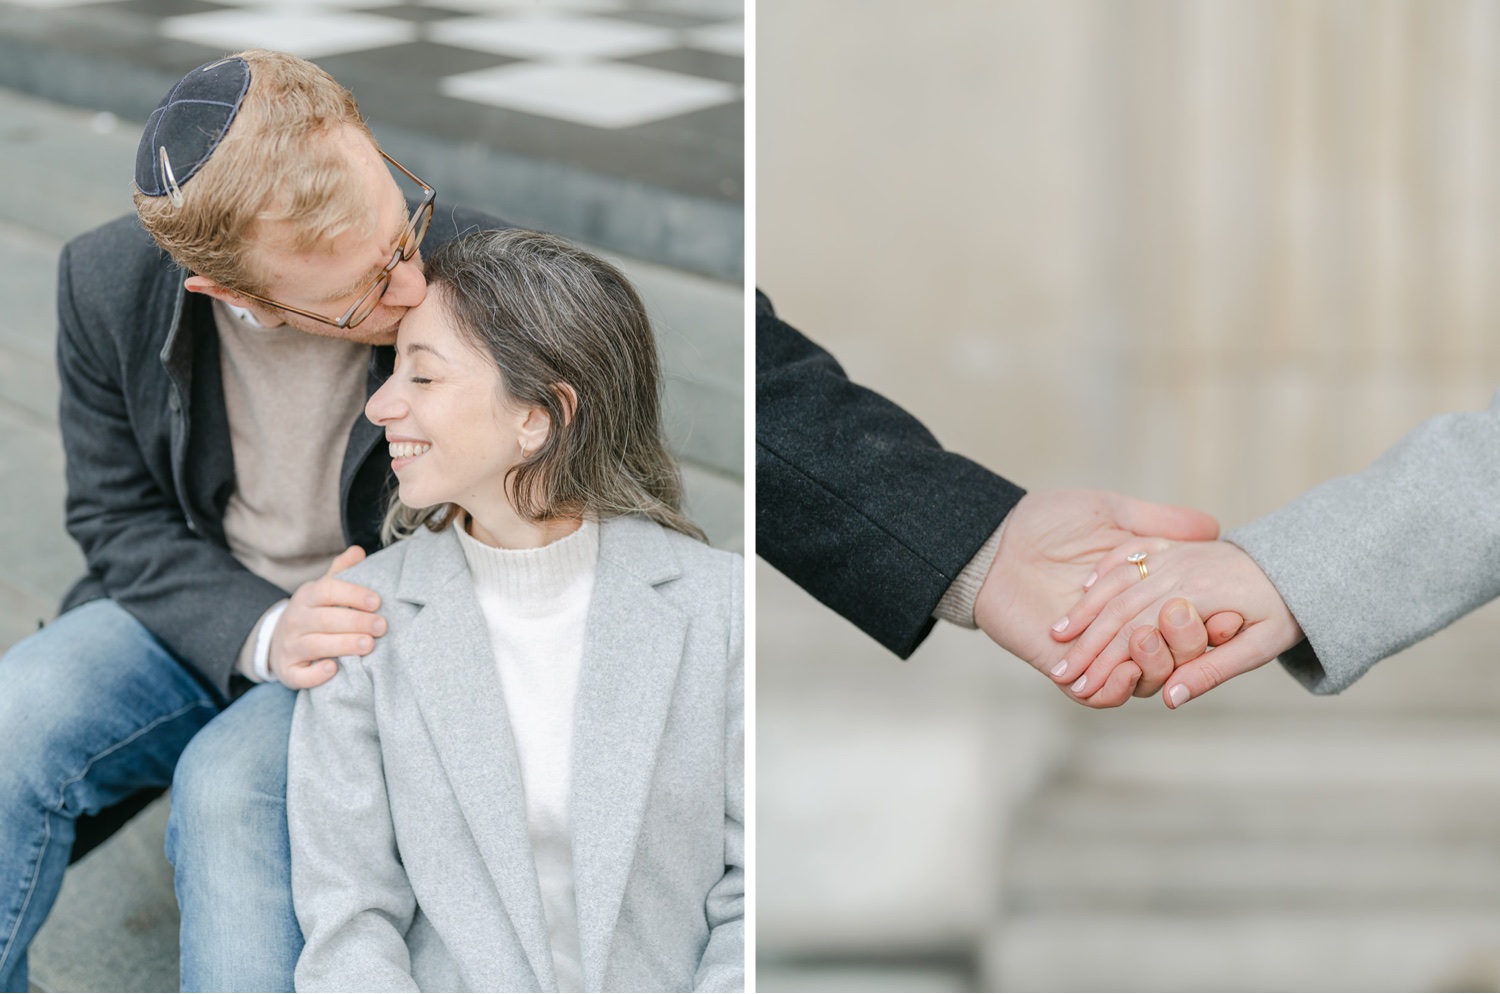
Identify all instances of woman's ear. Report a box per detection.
[552,382,579,425]
[516,405,553,458]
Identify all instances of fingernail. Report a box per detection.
[1083,572,1097,591]
[373,618,387,636]
[322,660,336,673]
[1167,602,1190,626]
[366,596,380,610]
[1070,674,1087,694]
[358,637,373,651]
[1142,630,1161,653]
[1051,617,1069,634]
[1050,660,1069,678]
[1168,684,1190,707]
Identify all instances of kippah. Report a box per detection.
[134,56,251,205]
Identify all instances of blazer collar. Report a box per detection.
[571,516,689,989]
[392,525,556,991]
[391,516,690,991]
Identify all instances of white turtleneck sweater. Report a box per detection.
[454,517,599,994]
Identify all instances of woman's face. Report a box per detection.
[365,293,530,518]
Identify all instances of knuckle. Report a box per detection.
[1197,658,1225,691]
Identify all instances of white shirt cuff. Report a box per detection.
[252,600,290,684]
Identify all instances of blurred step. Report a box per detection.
[985,912,1500,992]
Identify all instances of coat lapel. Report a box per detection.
[394,527,558,992]
[571,517,689,989]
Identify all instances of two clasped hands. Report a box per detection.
[974,489,1303,709]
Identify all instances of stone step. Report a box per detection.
[1005,833,1500,914]
[1024,782,1500,841]
[984,912,1500,992]
[1056,715,1500,789]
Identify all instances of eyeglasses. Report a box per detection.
[234,150,435,329]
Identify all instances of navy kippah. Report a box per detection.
[134,57,252,202]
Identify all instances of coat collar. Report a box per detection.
[391,515,689,991]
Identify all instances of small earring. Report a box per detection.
[518,441,528,460]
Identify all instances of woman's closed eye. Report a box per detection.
[409,376,433,385]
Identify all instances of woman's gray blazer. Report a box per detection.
[287,515,744,992]
[1228,390,1500,694]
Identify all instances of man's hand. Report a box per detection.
[1048,540,1302,708]
[973,489,1241,707]
[268,546,386,689]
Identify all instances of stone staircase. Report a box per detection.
[987,601,1500,992]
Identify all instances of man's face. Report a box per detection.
[242,126,426,346]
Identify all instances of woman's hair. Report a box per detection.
[134,49,378,294]
[383,228,705,543]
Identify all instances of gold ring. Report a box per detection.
[1127,552,1149,581]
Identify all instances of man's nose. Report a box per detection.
[382,255,427,309]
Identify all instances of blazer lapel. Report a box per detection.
[395,528,558,992]
[571,518,689,989]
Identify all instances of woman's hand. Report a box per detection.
[1045,540,1304,707]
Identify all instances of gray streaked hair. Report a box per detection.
[382,228,704,544]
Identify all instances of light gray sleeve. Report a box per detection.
[694,556,745,993]
[289,661,420,993]
[1225,391,1500,695]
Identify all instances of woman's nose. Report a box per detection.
[365,376,403,425]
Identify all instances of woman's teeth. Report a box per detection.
[389,441,431,459]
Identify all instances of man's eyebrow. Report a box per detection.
[314,203,411,304]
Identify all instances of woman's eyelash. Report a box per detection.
[409,376,432,385]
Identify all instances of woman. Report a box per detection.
[286,229,743,993]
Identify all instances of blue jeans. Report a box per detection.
[168,679,301,992]
[0,599,300,992]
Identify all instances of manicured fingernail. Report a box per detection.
[1142,630,1161,653]
[1167,602,1190,626]
[1168,684,1189,707]
[1051,617,1069,634]
[358,637,373,651]
[373,618,387,636]
[1070,674,1087,694]
[322,660,336,673]
[1083,572,1097,590]
[366,596,380,610]
[1050,660,1069,678]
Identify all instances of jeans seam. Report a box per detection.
[0,809,50,981]
[53,698,217,806]
[0,697,216,979]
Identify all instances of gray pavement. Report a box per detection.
[0,0,743,281]
[0,79,740,992]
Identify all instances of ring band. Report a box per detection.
[1127,552,1149,581]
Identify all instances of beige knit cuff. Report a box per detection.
[933,521,1005,629]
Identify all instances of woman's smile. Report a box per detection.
[387,437,432,468]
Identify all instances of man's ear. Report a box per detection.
[183,275,284,327]
[183,274,250,306]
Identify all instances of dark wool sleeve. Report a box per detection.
[755,292,1025,658]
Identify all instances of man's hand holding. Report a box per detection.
[268,546,386,689]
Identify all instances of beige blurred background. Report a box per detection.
[757,1,1500,991]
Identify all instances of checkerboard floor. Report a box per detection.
[0,0,742,247]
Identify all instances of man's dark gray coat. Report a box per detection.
[755,292,1026,658]
[56,204,497,696]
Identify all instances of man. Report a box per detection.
[0,50,498,990]
[756,292,1242,707]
